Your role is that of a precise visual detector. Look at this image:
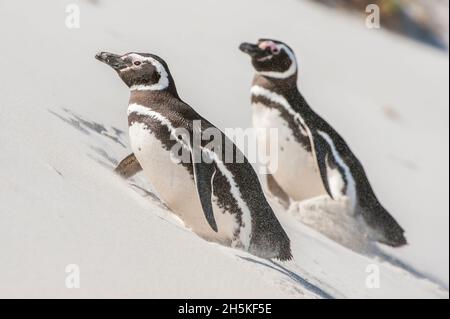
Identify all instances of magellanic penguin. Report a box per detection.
[239,39,407,247]
[95,51,292,260]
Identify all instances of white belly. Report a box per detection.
[253,103,327,201]
[129,122,236,244]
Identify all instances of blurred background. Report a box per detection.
[312,0,448,50]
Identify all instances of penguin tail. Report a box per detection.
[249,208,293,261]
[275,242,293,262]
[249,235,292,262]
[359,203,408,248]
[264,219,293,262]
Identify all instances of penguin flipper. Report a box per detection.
[309,132,335,199]
[311,131,407,247]
[192,150,219,232]
[115,153,143,179]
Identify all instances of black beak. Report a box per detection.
[239,42,261,57]
[95,52,127,70]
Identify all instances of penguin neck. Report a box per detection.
[129,81,181,106]
[253,73,312,112]
[253,73,297,93]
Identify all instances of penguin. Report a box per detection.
[239,39,407,247]
[95,51,292,260]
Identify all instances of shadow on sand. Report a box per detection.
[370,246,448,290]
[238,256,334,299]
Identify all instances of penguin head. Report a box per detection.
[239,39,297,79]
[95,52,175,92]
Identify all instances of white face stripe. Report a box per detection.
[251,85,308,136]
[257,44,298,79]
[123,54,169,91]
[257,55,274,62]
[127,103,252,248]
[317,130,357,207]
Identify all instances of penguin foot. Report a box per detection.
[115,153,143,179]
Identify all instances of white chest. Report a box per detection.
[128,120,238,244]
[128,122,195,200]
[252,102,327,201]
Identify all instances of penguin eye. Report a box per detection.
[134,61,141,66]
[271,47,280,55]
